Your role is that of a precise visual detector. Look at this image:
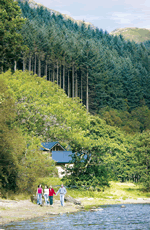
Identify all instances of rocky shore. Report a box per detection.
[0,196,150,227]
[0,197,83,227]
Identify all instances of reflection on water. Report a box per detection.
[3,204,150,230]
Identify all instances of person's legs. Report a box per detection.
[37,193,40,204]
[44,194,47,205]
[60,194,64,206]
[46,194,49,204]
[49,196,53,205]
[39,193,42,205]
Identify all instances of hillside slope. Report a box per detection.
[110,27,150,43]
[16,0,95,28]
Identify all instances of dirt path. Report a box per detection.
[0,199,82,226]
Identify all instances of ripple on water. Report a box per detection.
[3,203,150,230]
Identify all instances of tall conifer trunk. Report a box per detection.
[38,58,41,77]
[57,61,59,85]
[68,70,70,97]
[81,70,83,102]
[49,68,50,81]
[23,56,26,72]
[29,55,31,72]
[31,57,34,72]
[86,68,89,112]
[53,66,55,82]
[63,64,65,92]
[72,62,74,98]
[45,60,47,79]
[34,53,36,75]
[14,61,17,72]
[75,72,78,97]
[60,66,61,88]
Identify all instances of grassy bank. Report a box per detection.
[1,180,150,205]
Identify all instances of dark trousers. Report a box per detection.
[49,196,53,205]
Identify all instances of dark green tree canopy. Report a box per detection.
[0,0,26,70]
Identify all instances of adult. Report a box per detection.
[44,185,49,206]
[37,184,43,205]
[49,185,56,206]
[56,184,67,207]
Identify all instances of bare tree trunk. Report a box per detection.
[29,55,31,72]
[38,58,41,77]
[45,60,47,79]
[81,70,83,102]
[14,61,17,72]
[32,57,34,72]
[23,56,26,72]
[86,67,89,112]
[75,72,78,97]
[60,66,61,88]
[34,53,36,75]
[72,62,74,98]
[53,66,55,82]
[57,61,59,85]
[68,70,70,97]
[49,68,50,81]
[63,64,65,91]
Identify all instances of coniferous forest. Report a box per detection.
[0,0,150,194]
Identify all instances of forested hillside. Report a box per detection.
[4,1,150,115]
[0,0,150,194]
[1,71,150,192]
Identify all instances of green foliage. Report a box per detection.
[98,106,150,134]
[1,70,129,189]
[13,1,150,113]
[1,70,150,192]
[132,131,150,191]
[0,73,58,194]
[0,76,25,192]
[0,0,26,71]
[17,150,57,193]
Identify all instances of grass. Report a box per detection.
[1,180,149,204]
[65,181,150,208]
[0,206,10,210]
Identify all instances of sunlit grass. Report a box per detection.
[2,180,149,203]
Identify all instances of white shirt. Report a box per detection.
[44,188,49,195]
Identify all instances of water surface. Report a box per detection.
[3,204,150,230]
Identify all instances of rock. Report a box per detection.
[76,205,84,210]
[46,212,58,215]
[31,195,37,203]
[90,209,99,212]
[64,195,81,205]
[121,205,125,208]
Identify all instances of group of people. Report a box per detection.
[36,184,67,207]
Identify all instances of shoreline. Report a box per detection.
[1,197,150,227]
[0,198,82,227]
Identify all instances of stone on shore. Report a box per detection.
[64,195,81,205]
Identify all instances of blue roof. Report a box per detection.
[41,142,65,151]
[52,151,73,163]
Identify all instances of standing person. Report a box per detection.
[44,185,49,206]
[56,184,67,207]
[49,185,56,206]
[36,184,43,205]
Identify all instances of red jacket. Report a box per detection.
[49,188,56,196]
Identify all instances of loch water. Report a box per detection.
[3,204,150,230]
